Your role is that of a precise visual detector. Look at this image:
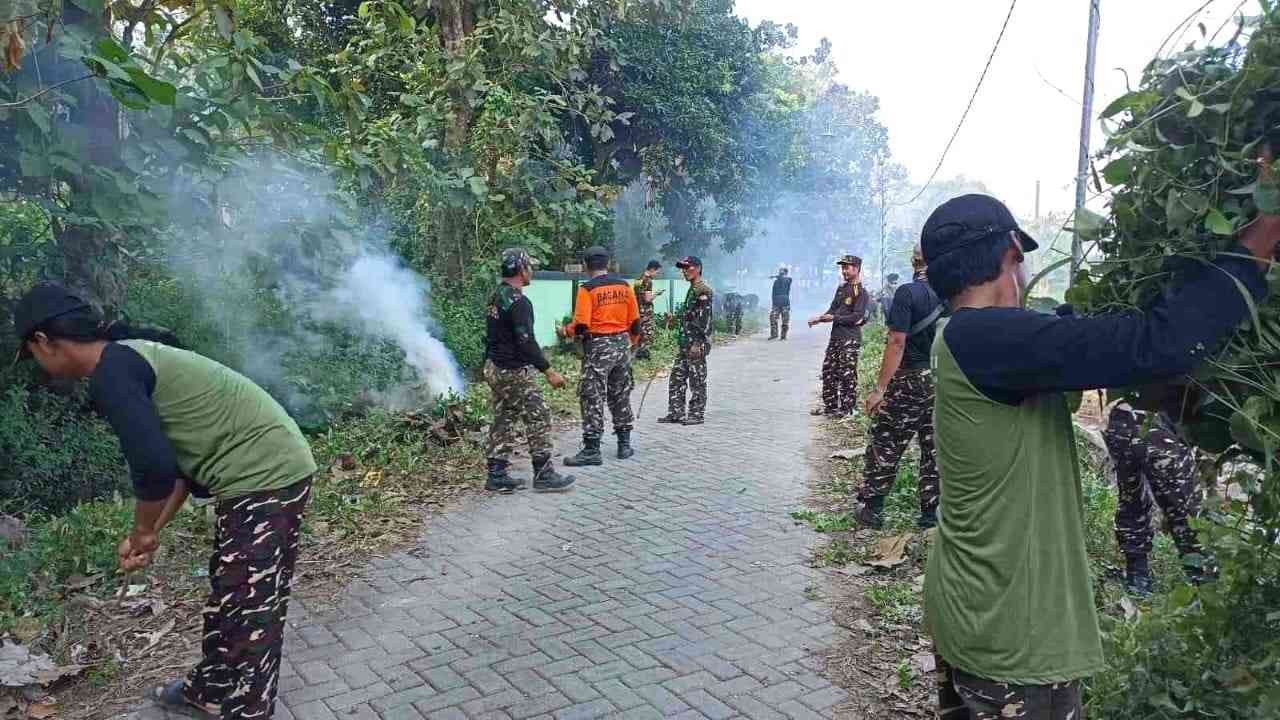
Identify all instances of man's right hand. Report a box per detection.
[545,369,567,389]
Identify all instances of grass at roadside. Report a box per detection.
[1,315,762,716]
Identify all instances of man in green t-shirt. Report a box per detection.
[920,193,1278,719]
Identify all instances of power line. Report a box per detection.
[894,0,1019,208]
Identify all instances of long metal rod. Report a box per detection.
[1072,0,1101,278]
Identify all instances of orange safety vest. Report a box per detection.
[570,275,641,339]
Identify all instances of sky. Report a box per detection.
[734,0,1250,220]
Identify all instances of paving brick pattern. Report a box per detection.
[131,330,847,719]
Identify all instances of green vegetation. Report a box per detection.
[864,581,920,626]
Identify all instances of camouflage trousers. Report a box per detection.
[184,479,311,720]
[938,664,1083,719]
[1102,406,1202,559]
[860,369,939,513]
[580,333,635,441]
[668,346,709,420]
[769,305,790,338]
[820,337,861,415]
[485,361,553,463]
[726,308,744,335]
[638,308,658,356]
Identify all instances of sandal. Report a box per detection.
[148,680,218,718]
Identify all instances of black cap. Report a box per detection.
[675,256,702,269]
[836,254,862,267]
[646,260,662,271]
[12,282,94,361]
[921,194,1038,264]
[14,282,92,341]
[583,246,610,262]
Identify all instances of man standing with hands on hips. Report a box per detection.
[658,256,714,426]
[810,255,869,417]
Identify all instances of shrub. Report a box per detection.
[0,381,128,515]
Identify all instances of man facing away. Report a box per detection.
[483,248,575,493]
[769,266,792,340]
[634,259,663,360]
[857,244,941,530]
[658,256,714,426]
[809,255,869,417]
[921,193,1277,719]
[560,246,642,466]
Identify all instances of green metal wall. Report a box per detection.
[524,276,690,348]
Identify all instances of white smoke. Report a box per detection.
[161,158,465,415]
[325,254,465,399]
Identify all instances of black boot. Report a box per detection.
[1124,554,1154,597]
[616,430,635,460]
[780,327,788,340]
[657,413,685,424]
[564,438,603,467]
[682,416,704,426]
[856,496,884,530]
[484,458,524,493]
[533,455,575,492]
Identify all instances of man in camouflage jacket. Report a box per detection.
[659,256,714,425]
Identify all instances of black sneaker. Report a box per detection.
[682,417,704,426]
[657,414,685,424]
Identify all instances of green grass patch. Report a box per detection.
[811,538,861,567]
[791,509,858,532]
[865,580,921,625]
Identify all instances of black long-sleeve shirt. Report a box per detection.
[771,277,792,307]
[827,281,870,341]
[89,343,182,501]
[485,282,550,372]
[944,245,1269,405]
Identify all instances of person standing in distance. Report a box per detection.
[13,282,315,719]
[809,255,869,417]
[858,245,942,530]
[483,248,575,493]
[920,192,1278,719]
[658,256,714,426]
[723,291,744,335]
[560,246,642,465]
[1103,401,1208,595]
[769,266,792,340]
[634,260,664,360]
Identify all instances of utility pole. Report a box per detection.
[1072,0,1101,278]
[877,157,888,285]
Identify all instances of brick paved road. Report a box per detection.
[133,329,848,720]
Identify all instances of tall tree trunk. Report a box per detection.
[56,4,127,312]
[434,0,476,282]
